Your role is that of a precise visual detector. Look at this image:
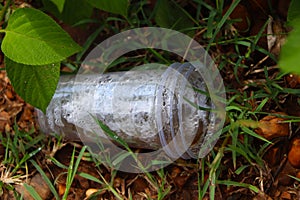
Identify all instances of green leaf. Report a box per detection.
[5,57,60,113]
[279,19,300,75]
[42,0,94,25]
[287,0,300,25]
[280,0,300,75]
[154,0,194,32]
[50,0,66,12]
[1,7,81,65]
[86,0,128,17]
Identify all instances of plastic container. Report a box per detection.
[36,62,214,158]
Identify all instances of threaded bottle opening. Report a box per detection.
[157,62,212,158]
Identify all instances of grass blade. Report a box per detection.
[78,172,103,184]
[217,180,259,193]
[62,146,87,200]
[23,183,43,200]
[30,160,60,200]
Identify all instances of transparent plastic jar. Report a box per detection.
[36,62,214,158]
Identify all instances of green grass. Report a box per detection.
[0,124,44,199]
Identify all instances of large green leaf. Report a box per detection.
[1,8,81,65]
[154,0,194,32]
[279,18,300,75]
[279,0,300,75]
[86,0,128,17]
[42,0,94,25]
[288,0,300,25]
[5,57,60,113]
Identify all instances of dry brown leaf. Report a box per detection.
[286,74,300,88]
[113,177,122,188]
[253,192,273,200]
[277,161,296,186]
[58,183,66,196]
[288,138,300,169]
[15,174,51,200]
[19,106,33,121]
[174,174,190,188]
[5,86,14,99]
[170,166,181,179]
[29,173,51,199]
[263,147,280,167]
[296,171,300,179]
[255,113,289,140]
[132,177,148,193]
[0,111,10,121]
[85,188,99,198]
[280,191,292,200]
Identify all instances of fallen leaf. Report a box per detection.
[253,193,273,200]
[174,174,190,188]
[170,166,181,178]
[296,171,300,179]
[15,174,51,200]
[280,191,292,200]
[19,106,33,121]
[288,138,300,168]
[263,147,281,167]
[85,188,99,198]
[132,177,148,193]
[5,86,14,99]
[113,177,122,188]
[286,74,300,88]
[255,113,289,140]
[29,173,51,199]
[0,111,10,121]
[277,161,296,186]
[58,183,66,196]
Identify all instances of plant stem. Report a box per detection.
[0,0,12,23]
